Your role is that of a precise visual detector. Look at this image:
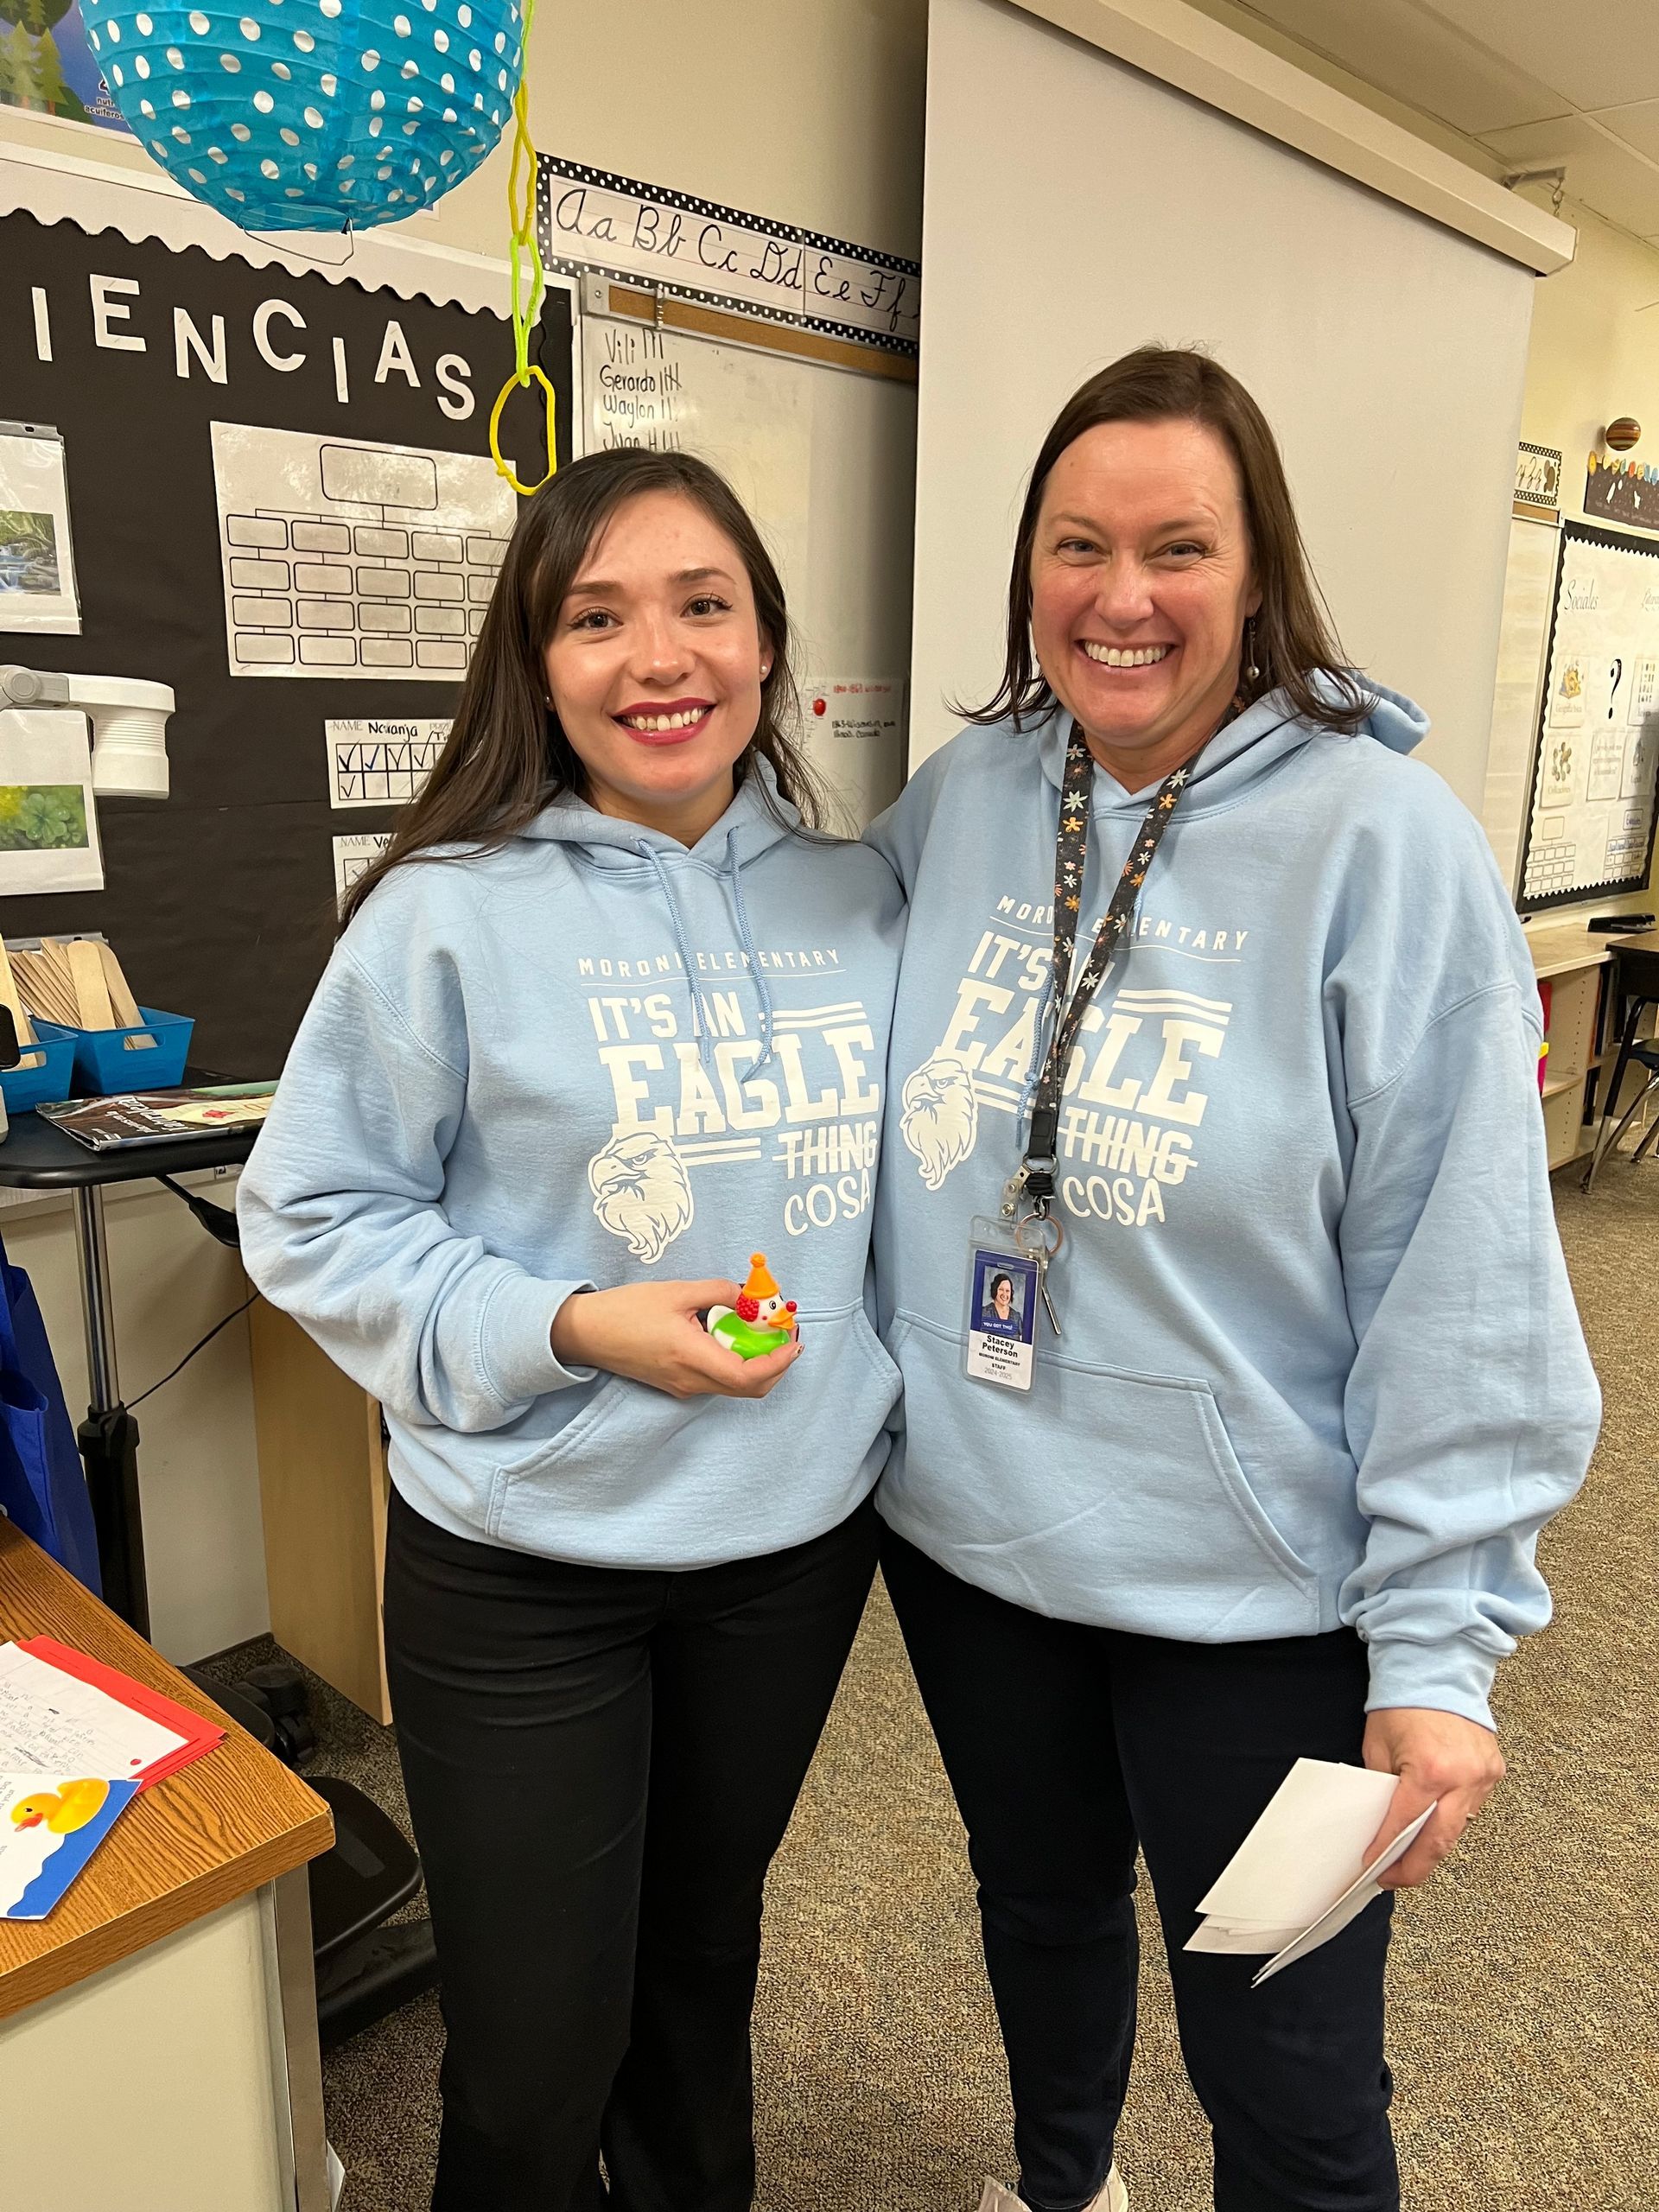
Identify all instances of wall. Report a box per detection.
[0,0,928,1662]
[1500,188,1659,914]
[0,1179,266,1663]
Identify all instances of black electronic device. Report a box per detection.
[1587,914,1656,933]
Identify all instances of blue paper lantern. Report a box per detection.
[80,0,523,231]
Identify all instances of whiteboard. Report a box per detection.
[911,0,1538,809]
[1516,522,1659,912]
[581,311,916,827]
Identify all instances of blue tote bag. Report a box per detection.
[0,1232,102,1597]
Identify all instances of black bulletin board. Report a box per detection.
[0,207,575,1072]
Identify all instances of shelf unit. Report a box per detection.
[1528,925,1659,1171]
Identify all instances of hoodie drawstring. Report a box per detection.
[637,842,712,1069]
[634,835,776,1079]
[726,829,775,1079]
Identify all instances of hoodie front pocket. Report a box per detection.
[486,1303,900,1555]
[887,1313,1319,1640]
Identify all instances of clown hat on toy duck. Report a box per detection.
[734,1254,798,1334]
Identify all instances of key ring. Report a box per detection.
[1014,1208,1065,1261]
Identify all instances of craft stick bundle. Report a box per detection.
[4,938,155,1050]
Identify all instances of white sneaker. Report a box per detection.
[976,2169,1128,2212]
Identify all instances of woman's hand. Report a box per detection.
[1361,1707,1506,1889]
[550,1281,802,1401]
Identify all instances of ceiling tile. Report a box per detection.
[1480,113,1659,236]
[1591,99,1659,165]
[1419,0,1659,113]
[1243,0,1571,131]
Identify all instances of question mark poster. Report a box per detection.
[1521,520,1659,909]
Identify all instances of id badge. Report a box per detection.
[963,1217,1039,1393]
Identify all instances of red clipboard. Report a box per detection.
[17,1637,226,1789]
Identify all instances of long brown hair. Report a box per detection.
[340,448,822,931]
[962,346,1371,735]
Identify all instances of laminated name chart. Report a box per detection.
[326,719,450,808]
[210,426,515,681]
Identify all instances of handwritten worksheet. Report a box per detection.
[0,1643,187,1778]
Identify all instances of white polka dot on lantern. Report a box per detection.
[92,0,526,229]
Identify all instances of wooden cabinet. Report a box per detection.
[247,1300,392,1724]
[1528,924,1659,1172]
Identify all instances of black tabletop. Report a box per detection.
[0,1071,262,1189]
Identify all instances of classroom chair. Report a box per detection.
[1582,1042,1659,1192]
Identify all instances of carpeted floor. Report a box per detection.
[201,1165,1659,2211]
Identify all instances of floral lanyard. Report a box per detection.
[1000,719,1196,1335]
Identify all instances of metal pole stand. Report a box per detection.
[71,1184,149,1637]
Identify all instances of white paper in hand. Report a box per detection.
[1250,1805,1434,1986]
[1185,1758,1436,1980]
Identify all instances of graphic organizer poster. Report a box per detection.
[213,428,514,679]
[0,207,573,1071]
[1521,522,1659,910]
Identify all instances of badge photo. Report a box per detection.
[963,1230,1040,1393]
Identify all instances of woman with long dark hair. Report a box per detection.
[871,348,1598,2212]
[239,448,903,2211]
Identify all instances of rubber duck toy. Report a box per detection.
[705,1254,799,1361]
[11,1778,110,1834]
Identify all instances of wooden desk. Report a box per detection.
[249,1299,393,1725]
[1526,925,1659,1169]
[0,1519,335,2210]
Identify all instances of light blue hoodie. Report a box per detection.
[238,762,904,1569]
[869,685,1599,1728]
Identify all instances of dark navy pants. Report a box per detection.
[384,1485,879,2212]
[881,1526,1399,2212]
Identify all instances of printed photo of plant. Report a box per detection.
[0,784,90,852]
[0,510,61,594]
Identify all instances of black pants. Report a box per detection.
[881,1528,1398,2212]
[383,1484,880,2212]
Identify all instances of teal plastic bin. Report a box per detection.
[0,1031,79,1115]
[35,1007,194,1096]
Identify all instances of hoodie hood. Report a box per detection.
[516,756,801,1071]
[519,752,800,868]
[1036,675,1431,814]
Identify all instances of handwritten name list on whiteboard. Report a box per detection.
[537,156,920,355]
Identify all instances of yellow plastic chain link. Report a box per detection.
[488,0,556,498]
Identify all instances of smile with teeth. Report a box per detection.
[1081,643,1174,668]
[616,707,711,732]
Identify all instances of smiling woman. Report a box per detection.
[237,446,905,2210]
[869,345,1599,2212]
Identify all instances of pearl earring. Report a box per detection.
[1243,617,1261,685]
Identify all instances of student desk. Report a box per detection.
[0,1104,260,1636]
[0,1517,334,2211]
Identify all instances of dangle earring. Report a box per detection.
[1243,616,1261,686]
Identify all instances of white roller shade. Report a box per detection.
[912,0,1545,808]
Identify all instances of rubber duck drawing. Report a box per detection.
[705,1254,798,1361]
[11,1778,110,1834]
